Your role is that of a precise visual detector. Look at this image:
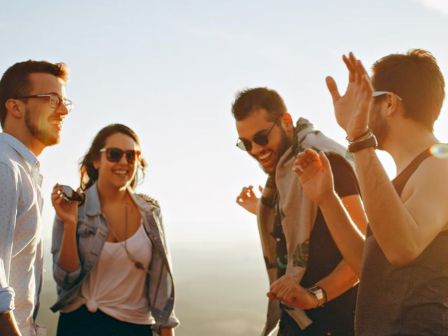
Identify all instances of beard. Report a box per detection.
[25,108,59,146]
[257,128,291,175]
[369,104,389,150]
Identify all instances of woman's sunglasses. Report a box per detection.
[100,147,141,164]
[236,121,277,152]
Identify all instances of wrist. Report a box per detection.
[347,130,377,153]
[307,285,328,308]
[346,127,369,142]
[317,190,338,207]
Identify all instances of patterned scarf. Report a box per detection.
[258,118,353,336]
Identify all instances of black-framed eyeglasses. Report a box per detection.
[14,93,73,112]
[100,147,141,164]
[236,121,277,152]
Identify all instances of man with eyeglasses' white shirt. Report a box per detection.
[0,60,71,336]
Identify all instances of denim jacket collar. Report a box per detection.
[84,183,153,217]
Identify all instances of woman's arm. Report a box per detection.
[51,184,81,287]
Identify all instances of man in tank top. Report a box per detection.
[288,49,448,335]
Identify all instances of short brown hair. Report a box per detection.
[0,60,69,127]
[372,49,445,131]
[79,124,148,191]
[232,87,287,121]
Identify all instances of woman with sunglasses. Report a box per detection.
[50,124,178,336]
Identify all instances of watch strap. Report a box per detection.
[348,133,378,153]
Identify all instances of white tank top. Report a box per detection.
[62,223,153,325]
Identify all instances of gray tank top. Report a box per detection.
[356,149,448,335]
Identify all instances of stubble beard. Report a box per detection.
[369,105,389,150]
[25,108,59,147]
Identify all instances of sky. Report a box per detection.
[1,0,447,247]
[1,1,448,333]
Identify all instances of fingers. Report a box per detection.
[236,185,255,203]
[51,184,64,202]
[343,54,356,83]
[293,149,321,176]
[318,152,331,172]
[269,275,301,303]
[325,76,340,102]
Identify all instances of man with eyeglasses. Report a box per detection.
[0,60,71,336]
[290,50,448,335]
[232,87,367,336]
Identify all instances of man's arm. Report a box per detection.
[268,194,365,308]
[353,149,448,265]
[0,163,21,335]
[269,154,367,307]
[326,52,448,266]
[294,150,366,275]
[0,311,21,336]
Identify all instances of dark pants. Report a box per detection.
[278,310,353,336]
[57,305,153,336]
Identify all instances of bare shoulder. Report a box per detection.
[403,157,448,196]
[412,156,448,185]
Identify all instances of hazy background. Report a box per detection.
[1,0,448,335]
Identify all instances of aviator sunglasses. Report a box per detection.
[236,120,278,152]
[100,147,141,164]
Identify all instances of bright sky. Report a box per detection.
[1,0,447,247]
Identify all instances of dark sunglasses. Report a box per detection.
[100,147,141,164]
[236,121,277,152]
[61,185,85,204]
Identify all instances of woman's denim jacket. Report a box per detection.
[50,184,179,332]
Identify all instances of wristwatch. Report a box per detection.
[307,285,327,307]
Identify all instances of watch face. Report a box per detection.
[309,286,327,306]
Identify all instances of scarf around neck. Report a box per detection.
[257,118,353,336]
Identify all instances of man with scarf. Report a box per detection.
[233,87,367,336]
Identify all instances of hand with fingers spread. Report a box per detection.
[51,183,78,227]
[326,52,374,139]
[293,149,335,205]
[236,185,263,215]
[267,274,318,310]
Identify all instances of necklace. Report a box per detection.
[107,205,147,272]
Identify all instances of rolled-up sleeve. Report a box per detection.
[0,163,18,313]
[51,216,81,289]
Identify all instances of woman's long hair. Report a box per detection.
[79,124,148,191]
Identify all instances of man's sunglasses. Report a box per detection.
[372,91,402,101]
[236,121,277,152]
[100,147,141,164]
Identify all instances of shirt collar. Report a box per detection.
[85,182,150,216]
[0,132,40,171]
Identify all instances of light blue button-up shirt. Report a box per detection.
[0,132,43,335]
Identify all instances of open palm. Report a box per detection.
[326,52,373,140]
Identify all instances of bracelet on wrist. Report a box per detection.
[348,132,378,153]
[346,129,371,143]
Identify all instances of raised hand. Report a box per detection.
[267,274,318,309]
[326,52,374,139]
[236,185,262,215]
[293,149,334,205]
[51,184,78,226]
